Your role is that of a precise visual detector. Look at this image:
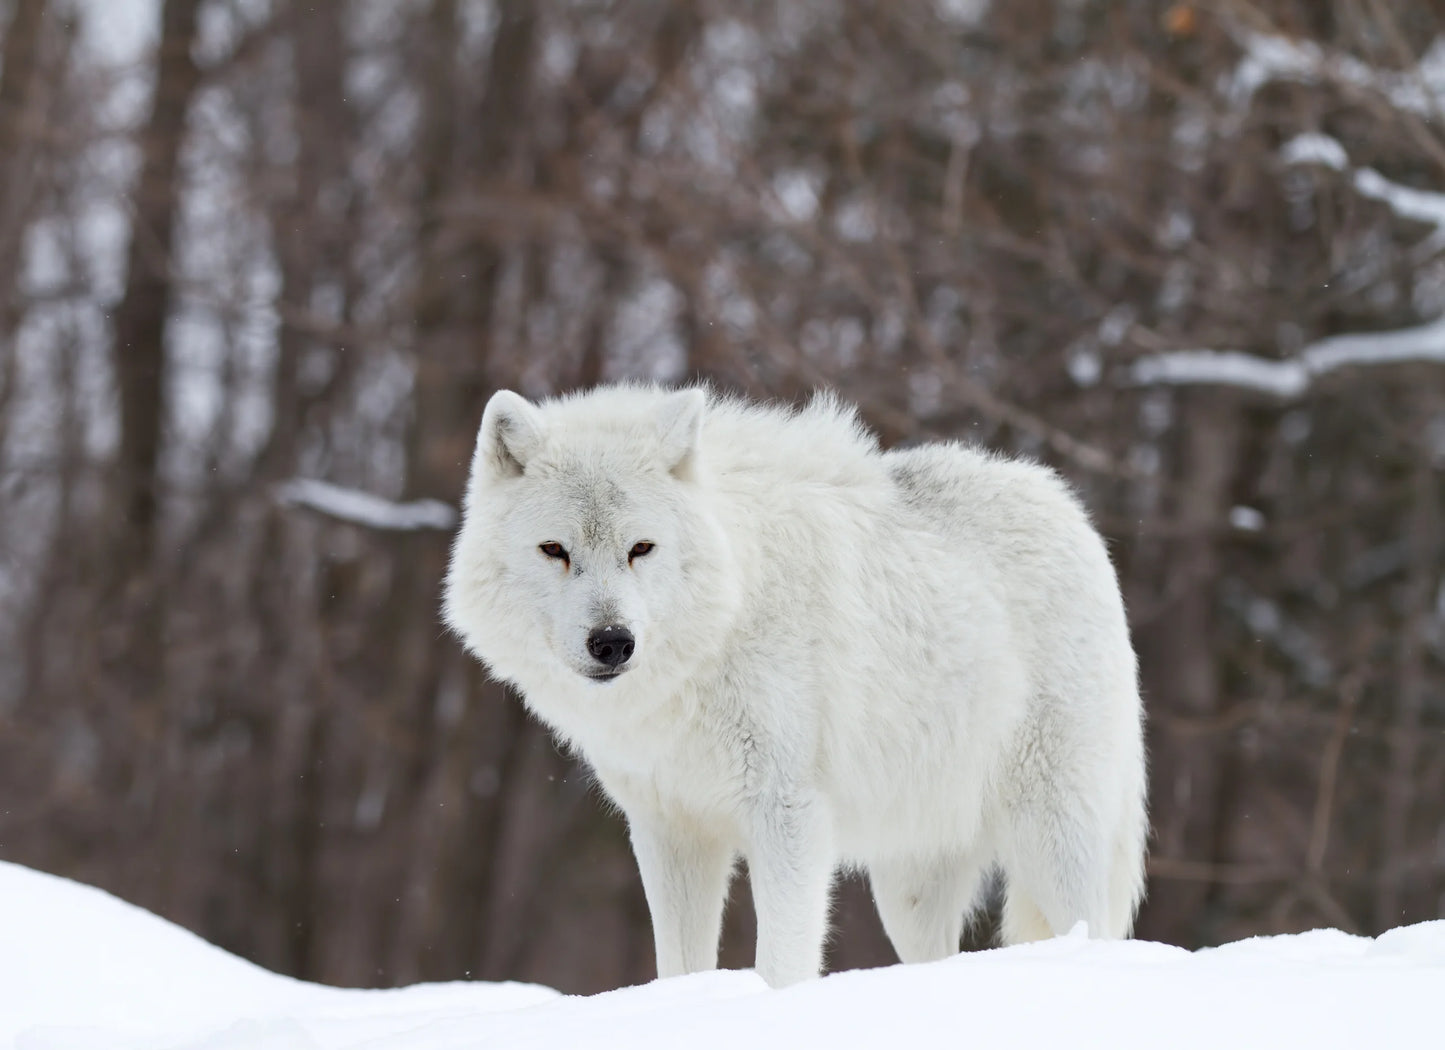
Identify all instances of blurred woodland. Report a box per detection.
[1,0,1443,993]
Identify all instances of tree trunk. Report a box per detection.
[1134,392,1242,944]
[103,0,204,913]
[0,0,51,427]
[111,0,202,570]
[1374,392,1442,929]
[381,0,542,985]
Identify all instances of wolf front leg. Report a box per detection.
[746,790,836,988]
[628,814,735,979]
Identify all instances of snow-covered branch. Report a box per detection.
[1231,31,1445,119]
[1280,132,1445,232]
[1131,315,1445,398]
[1131,132,1445,397]
[1131,350,1308,398]
[275,479,458,531]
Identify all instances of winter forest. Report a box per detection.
[0,0,1443,995]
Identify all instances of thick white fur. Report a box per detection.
[444,384,1147,988]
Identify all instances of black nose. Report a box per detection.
[586,626,635,668]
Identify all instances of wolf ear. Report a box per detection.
[656,388,706,479]
[475,390,545,479]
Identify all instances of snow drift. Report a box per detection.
[0,860,1440,1049]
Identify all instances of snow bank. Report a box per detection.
[0,863,554,1049]
[2,860,1441,1049]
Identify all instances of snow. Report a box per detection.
[1352,167,1445,231]
[1131,348,1309,398]
[2,862,1443,1049]
[1278,131,1348,171]
[275,478,458,531]
[1229,505,1266,532]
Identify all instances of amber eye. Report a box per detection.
[628,541,655,561]
[539,542,569,562]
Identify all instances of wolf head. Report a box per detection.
[444,386,740,706]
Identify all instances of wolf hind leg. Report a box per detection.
[997,800,1114,944]
[998,776,1148,942]
[870,853,987,964]
[1107,786,1149,938]
[1000,886,1055,944]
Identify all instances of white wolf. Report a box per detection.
[444,384,1147,988]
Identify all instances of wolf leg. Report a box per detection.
[629,815,735,979]
[870,853,986,964]
[997,801,1112,943]
[746,790,835,988]
[1000,886,1056,943]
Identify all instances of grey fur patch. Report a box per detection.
[574,475,630,550]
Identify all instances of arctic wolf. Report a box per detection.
[444,385,1147,988]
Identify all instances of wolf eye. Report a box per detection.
[539,542,569,562]
[628,541,655,561]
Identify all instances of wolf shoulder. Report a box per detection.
[882,441,1100,545]
[696,391,1103,554]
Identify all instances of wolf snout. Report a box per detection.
[586,625,635,670]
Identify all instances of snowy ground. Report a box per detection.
[2,861,1441,1049]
